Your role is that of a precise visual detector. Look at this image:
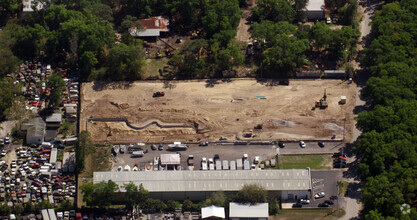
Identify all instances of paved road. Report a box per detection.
[341,0,381,218]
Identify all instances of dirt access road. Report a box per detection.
[235,0,256,43]
[80,79,356,143]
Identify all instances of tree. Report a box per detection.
[250,21,296,44]
[218,43,244,71]
[262,34,309,77]
[86,3,113,22]
[0,0,20,17]
[0,78,22,119]
[75,130,94,172]
[105,43,145,80]
[309,22,333,51]
[182,200,194,211]
[251,0,295,23]
[209,191,227,207]
[47,73,65,107]
[235,184,267,204]
[124,182,149,208]
[80,180,119,207]
[202,0,241,38]
[165,200,181,212]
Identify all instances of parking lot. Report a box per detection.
[112,141,344,171]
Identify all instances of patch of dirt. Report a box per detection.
[81,79,357,143]
[235,0,257,43]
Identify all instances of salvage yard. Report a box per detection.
[80,79,356,143]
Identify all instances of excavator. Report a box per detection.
[315,89,328,109]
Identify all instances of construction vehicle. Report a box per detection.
[243,129,253,138]
[315,89,328,109]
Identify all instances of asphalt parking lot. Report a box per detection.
[112,141,344,171]
[306,171,343,208]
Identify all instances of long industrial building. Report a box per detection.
[94,168,312,201]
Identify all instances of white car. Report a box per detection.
[314,192,325,199]
[254,156,260,164]
[326,17,331,24]
[299,141,306,148]
[300,198,310,204]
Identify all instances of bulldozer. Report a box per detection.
[315,89,328,109]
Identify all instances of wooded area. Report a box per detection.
[356,0,417,218]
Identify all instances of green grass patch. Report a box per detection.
[277,155,333,170]
[143,58,169,79]
[273,208,342,220]
[338,180,349,196]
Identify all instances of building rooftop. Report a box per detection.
[305,0,325,11]
[160,154,180,165]
[26,117,45,139]
[45,113,62,123]
[202,205,225,219]
[94,169,311,192]
[229,203,268,218]
[129,16,169,37]
[22,0,44,12]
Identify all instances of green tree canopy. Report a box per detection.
[235,184,267,204]
[252,0,295,23]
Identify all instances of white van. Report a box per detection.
[41,142,52,149]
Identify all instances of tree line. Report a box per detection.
[356,0,417,219]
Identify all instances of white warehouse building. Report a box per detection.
[94,168,312,201]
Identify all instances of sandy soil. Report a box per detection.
[235,0,256,43]
[80,79,356,143]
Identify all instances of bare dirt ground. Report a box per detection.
[80,79,356,143]
[235,0,256,43]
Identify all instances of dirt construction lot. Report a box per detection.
[80,79,356,143]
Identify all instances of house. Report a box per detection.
[129,16,169,40]
[45,113,62,128]
[229,203,268,220]
[26,117,45,145]
[201,205,225,219]
[305,0,325,20]
[94,168,312,201]
[22,0,44,12]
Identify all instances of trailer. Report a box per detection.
[215,160,222,170]
[230,160,236,170]
[131,151,144,157]
[244,160,250,170]
[222,160,229,170]
[236,159,243,170]
[41,209,50,220]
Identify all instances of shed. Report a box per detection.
[160,154,180,165]
[45,113,62,128]
[304,0,325,20]
[129,16,169,39]
[26,117,45,145]
[201,205,225,219]
[229,203,268,220]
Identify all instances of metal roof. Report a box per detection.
[26,117,45,139]
[202,205,225,219]
[229,203,268,218]
[93,169,311,192]
[45,113,62,123]
[160,154,180,165]
[305,0,325,11]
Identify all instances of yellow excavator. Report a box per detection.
[315,89,328,109]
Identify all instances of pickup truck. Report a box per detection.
[187,155,194,166]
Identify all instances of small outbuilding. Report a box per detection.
[229,202,268,220]
[129,16,169,40]
[45,113,62,128]
[305,0,325,20]
[202,205,225,219]
[160,154,181,170]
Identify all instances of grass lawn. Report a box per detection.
[277,155,333,170]
[338,180,349,196]
[143,58,169,79]
[271,208,346,220]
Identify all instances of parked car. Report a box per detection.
[153,92,165,97]
[299,141,306,148]
[158,145,163,151]
[4,136,10,144]
[150,144,157,151]
[254,156,260,164]
[300,198,310,204]
[293,203,303,208]
[318,141,325,148]
[314,192,325,199]
[278,142,285,148]
[214,154,220,160]
[318,203,329,207]
[324,200,334,205]
[199,142,208,146]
